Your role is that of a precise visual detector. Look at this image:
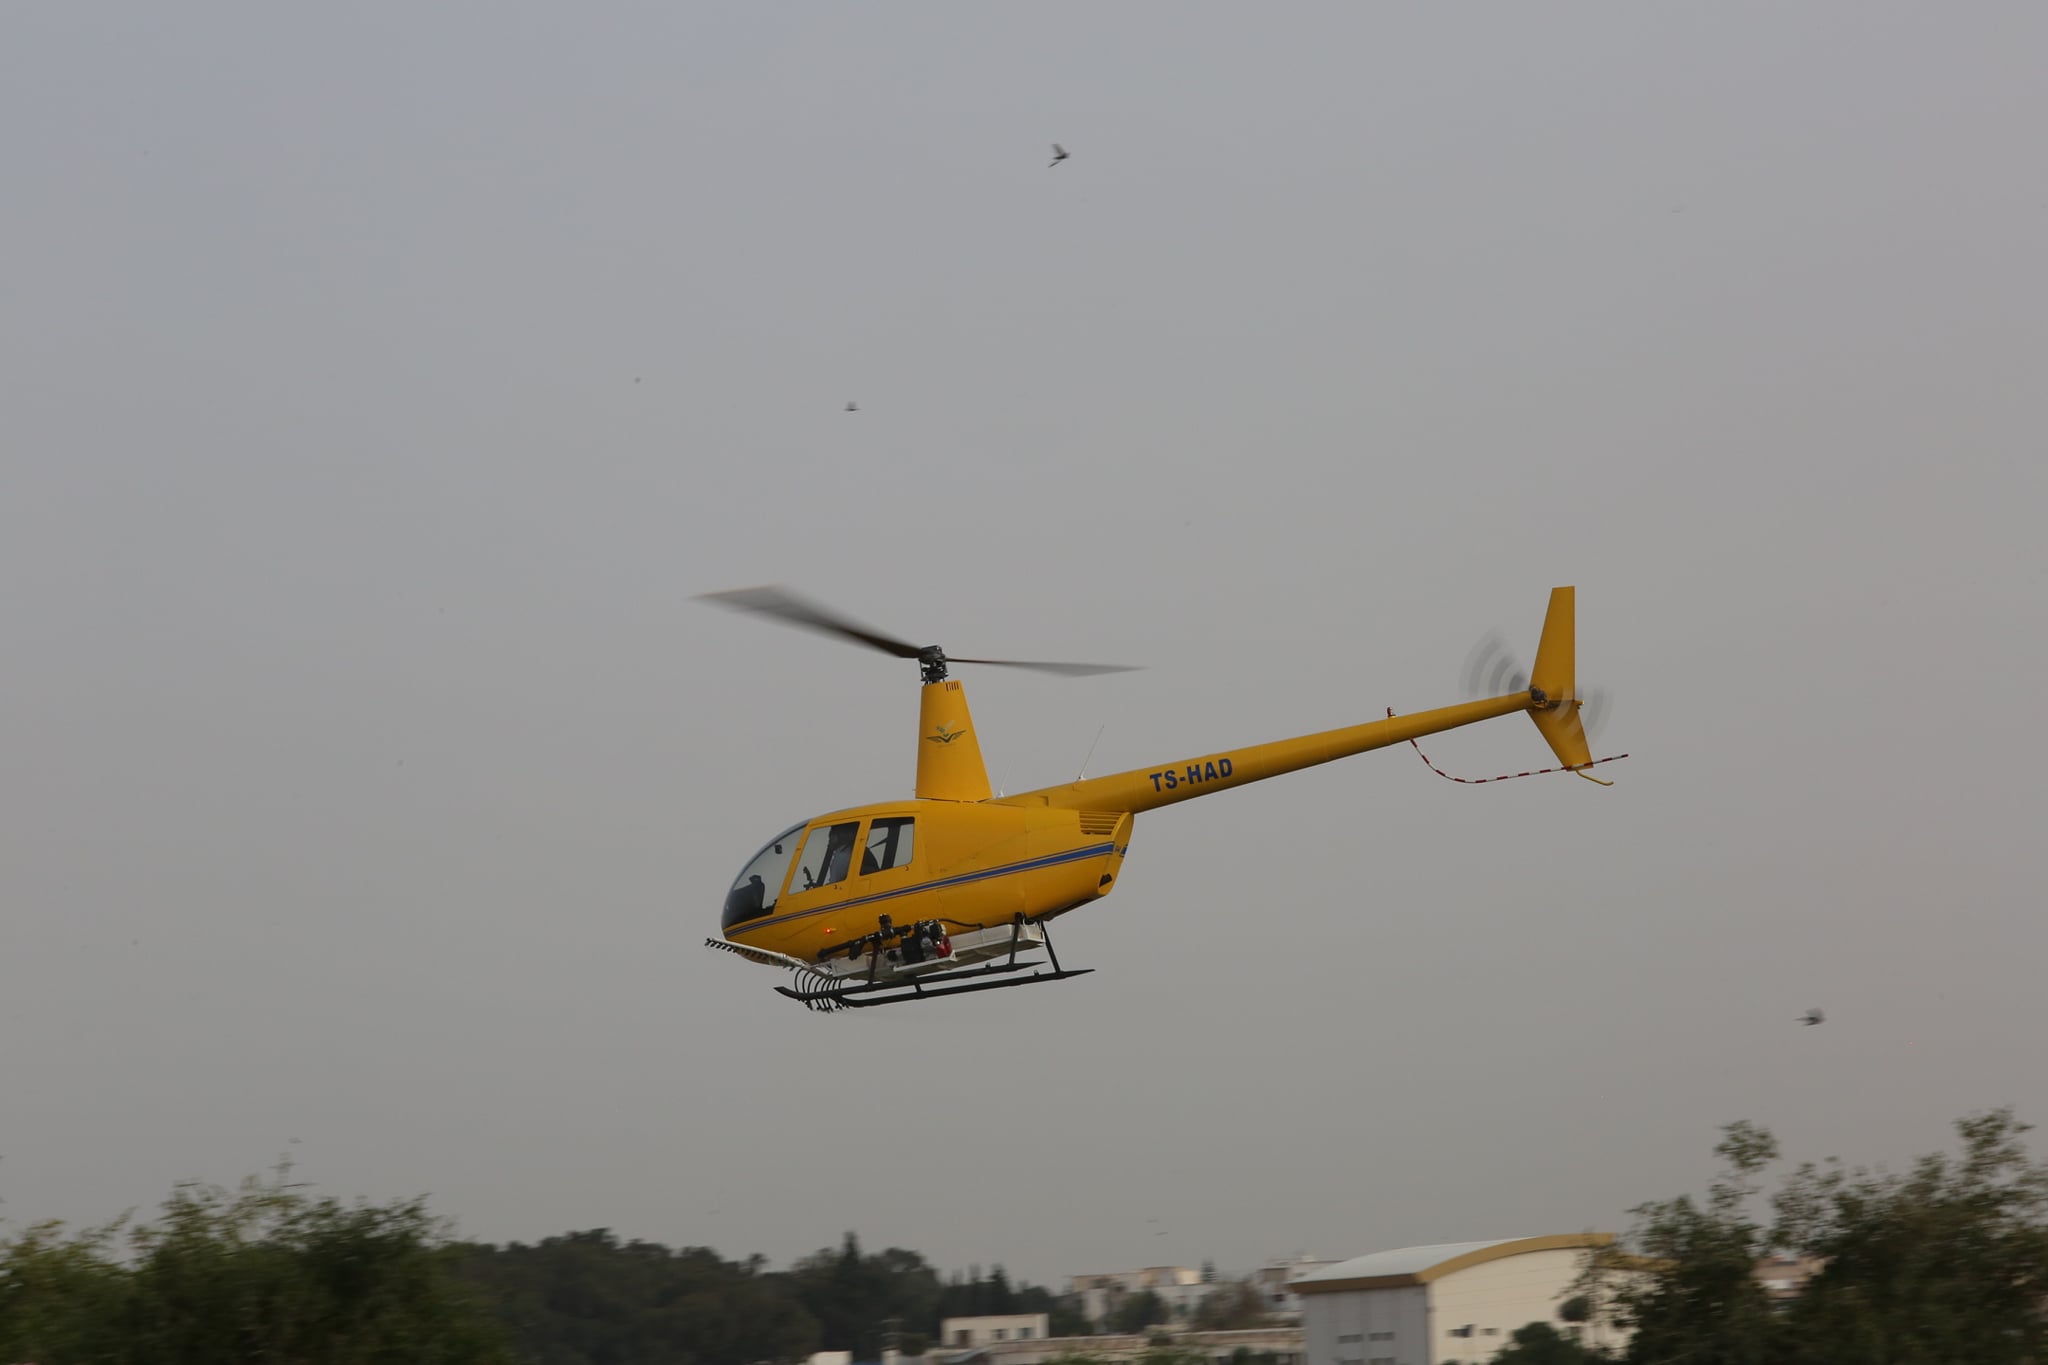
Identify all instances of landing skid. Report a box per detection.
[776,959,1093,1012]
[722,913,1092,1014]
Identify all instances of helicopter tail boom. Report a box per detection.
[1004,691,1535,815]
[1000,585,1608,812]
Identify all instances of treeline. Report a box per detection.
[7,1109,2048,1365]
[1494,1107,2048,1365]
[0,1178,1097,1365]
[452,1230,1093,1364]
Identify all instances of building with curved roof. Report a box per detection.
[1292,1234,1623,1365]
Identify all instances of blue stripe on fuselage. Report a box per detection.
[728,841,1117,938]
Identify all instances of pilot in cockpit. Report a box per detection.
[725,873,767,922]
[821,824,858,886]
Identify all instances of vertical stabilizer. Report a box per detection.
[1530,586,1574,703]
[1528,586,1601,780]
[916,680,993,801]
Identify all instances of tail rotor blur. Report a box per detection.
[1463,630,1529,701]
[1461,629,1614,748]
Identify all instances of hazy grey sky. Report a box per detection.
[6,3,2046,1288]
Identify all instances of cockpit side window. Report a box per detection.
[792,821,861,894]
[862,817,914,875]
[723,823,805,930]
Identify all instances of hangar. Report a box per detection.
[1293,1234,1623,1365]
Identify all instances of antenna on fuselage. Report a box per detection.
[1076,724,1107,781]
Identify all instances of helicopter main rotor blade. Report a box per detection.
[696,585,1141,676]
[695,585,924,659]
[948,657,1140,677]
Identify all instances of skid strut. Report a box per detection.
[768,915,1091,1013]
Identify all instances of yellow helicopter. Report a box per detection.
[700,585,1614,1011]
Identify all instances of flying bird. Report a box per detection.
[1049,143,1068,167]
[1800,1008,1824,1026]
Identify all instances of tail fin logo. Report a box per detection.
[926,722,968,745]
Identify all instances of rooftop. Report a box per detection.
[1291,1234,1615,1294]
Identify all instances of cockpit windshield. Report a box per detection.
[723,823,805,929]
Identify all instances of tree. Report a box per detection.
[1140,1347,1210,1365]
[787,1233,939,1359]
[1490,1321,1609,1365]
[1585,1108,2048,1365]
[1771,1108,2048,1365]
[1193,1279,1273,1330]
[1046,1293,1094,1338]
[0,1215,134,1362]
[0,1165,510,1365]
[1590,1120,1782,1365]
[986,1263,1018,1314]
[1049,1348,1208,1365]
[1112,1288,1168,1334]
[458,1229,820,1365]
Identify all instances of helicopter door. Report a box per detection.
[857,816,915,879]
[789,820,862,896]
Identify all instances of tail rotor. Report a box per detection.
[1461,630,1614,748]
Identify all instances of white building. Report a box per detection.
[1069,1266,1205,1329]
[1294,1235,1625,1365]
[935,1326,1304,1365]
[940,1315,1051,1349]
[1754,1253,1825,1303]
[1251,1256,1346,1318]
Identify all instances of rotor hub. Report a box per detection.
[917,646,948,685]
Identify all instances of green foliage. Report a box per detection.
[1192,1279,1273,1331]
[1136,1347,1215,1365]
[0,1215,136,1361]
[1111,1287,1168,1333]
[1588,1108,2048,1365]
[936,1257,1067,1326]
[1771,1108,2048,1365]
[1047,1295,1095,1338]
[1491,1321,1610,1365]
[456,1229,820,1365]
[1054,1347,1211,1365]
[785,1233,935,1360]
[1595,1120,1783,1365]
[0,1166,508,1365]
[455,1228,1086,1365]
